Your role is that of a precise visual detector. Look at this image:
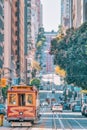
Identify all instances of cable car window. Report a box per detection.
[27,94,33,104]
[18,94,25,106]
[9,94,16,105]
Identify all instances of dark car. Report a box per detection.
[72,104,81,112]
[81,105,87,116]
[0,104,6,115]
[63,102,70,110]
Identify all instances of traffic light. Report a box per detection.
[0,78,7,87]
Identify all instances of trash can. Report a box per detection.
[0,114,4,126]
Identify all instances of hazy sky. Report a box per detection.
[41,0,61,32]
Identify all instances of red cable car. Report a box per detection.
[7,85,40,126]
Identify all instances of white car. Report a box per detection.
[52,103,63,112]
[41,101,48,106]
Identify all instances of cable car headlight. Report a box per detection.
[19,112,23,115]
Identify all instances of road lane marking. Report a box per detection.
[56,114,65,130]
[52,112,57,129]
[40,112,82,115]
[73,119,86,130]
[41,117,87,120]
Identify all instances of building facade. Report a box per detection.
[24,0,42,84]
[72,0,87,29]
[61,0,72,33]
[0,0,4,68]
[19,0,25,82]
[61,0,87,31]
[3,0,42,83]
[11,0,25,81]
[72,0,82,28]
[11,0,20,77]
[4,0,12,78]
[84,0,87,21]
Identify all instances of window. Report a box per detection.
[9,94,16,105]
[18,94,25,106]
[26,94,33,105]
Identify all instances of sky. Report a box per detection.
[41,0,61,32]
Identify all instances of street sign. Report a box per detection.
[0,78,7,87]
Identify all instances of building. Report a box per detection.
[83,0,87,22]
[61,0,87,31]
[72,0,87,29]
[4,0,42,84]
[4,0,12,78]
[44,31,57,73]
[25,0,43,84]
[0,0,4,68]
[72,0,82,28]
[11,0,25,81]
[19,0,25,82]
[61,0,72,33]
[11,0,20,77]
[24,0,33,83]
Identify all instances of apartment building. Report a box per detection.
[3,0,42,83]
[61,0,87,31]
[0,0,4,68]
[4,0,11,78]
[83,0,87,22]
[25,0,42,84]
[72,0,87,28]
[11,0,25,81]
[72,0,82,28]
[11,0,20,77]
[19,0,25,81]
[61,0,72,33]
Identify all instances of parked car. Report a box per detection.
[51,103,63,112]
[0,104,6,115]
[52,89,56,93]
[81,104,87,116]
[41,101,48,107]
[72,104,81,112]
[70,101,77,111]
[63,102,70,110]
[39,86,43,90]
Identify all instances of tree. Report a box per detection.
[31,60,41,71]
[55,66,66,77]
[50,22,87,89]
[30,78,40,90]
[2,85,9,101]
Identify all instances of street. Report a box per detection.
[1,107,87,130]
[1,0,87,130]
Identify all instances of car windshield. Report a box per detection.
[75,106,81,108]
[54,104,61,106]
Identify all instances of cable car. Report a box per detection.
[7,85,40,126]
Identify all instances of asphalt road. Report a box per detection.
[1,107,87,130]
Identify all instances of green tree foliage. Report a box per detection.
[2,85,9,101]
[36,27,46,51]
[36,27,46,67]
[50,22,87,89]
[30,78,40,89]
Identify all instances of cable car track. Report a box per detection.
[57,112,72,130]
[52,112,86,130]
